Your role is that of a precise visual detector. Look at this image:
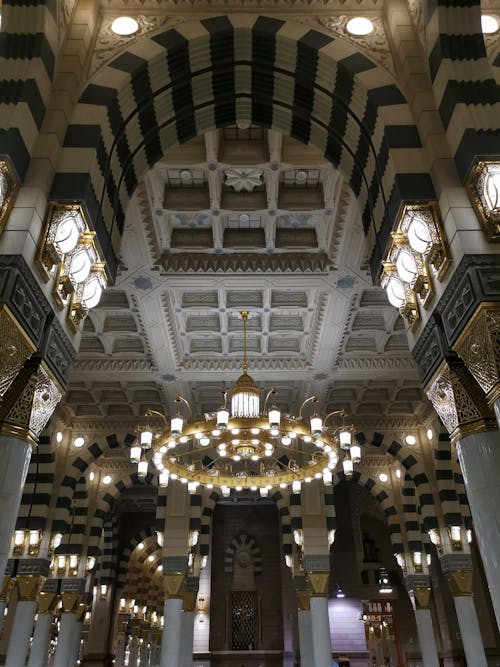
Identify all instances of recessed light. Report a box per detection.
[379,473,388,483]
[111,16,139,36]
[481,15,499,34]
[73,437,85,448]
[56,431,63,443]
[426,428,433,440]
[102,475,112,485]
[138,542,144,550]
[396,469,401,479]
[148,555,154,562]
[405,435,416,446]
[89,472,95,481]
[346,17,374,36]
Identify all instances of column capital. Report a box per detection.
[60,591,83,613]
[0,575,16,601]
[405,574,432,610]
[454,303,500,406]
[296,589,311,611]
[306,571,329,597]
[163,572,185,599]
[426,357,497,443]
[182,589,197,611]
[16,574,46,601]
[37,590,58,613]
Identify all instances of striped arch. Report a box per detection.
[98,514,119,586]
[51,15,435,280]
[402,472,424,554]
[423,0,500,180]
[355,431,438,530]
[224,534,262,575]
[88,470,156,555]
[333,469,403,553]
[434,432,463,527]
[0,0,59,179]
[53,475,89,556]
[117,526,158,587]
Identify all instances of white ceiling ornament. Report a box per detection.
[90,15,185,75]
[225,168,263,192]
[317,15,395,76]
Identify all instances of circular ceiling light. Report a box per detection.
[481,14,499,34]
[102,475,112,485]
[138,542,144,550]
[56,431,63,443]
[346,17,374,36]
[405,434,417,445]
[111,16,139,36]
[73,436,85,448]
[378,473,388,483]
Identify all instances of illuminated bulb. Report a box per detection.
[73,437,85,448]
[137,460,148,478]
[378,473,388,483]
[221,486,230,497]
[396,249,418,284]
[188,482,198,494]
[346,16,374,35]
[53,533,63,549]
[138,543,144,550]
[270,429,279,437]
[323,470,333,485]
[148,554,154,562]
[89,471,95,481]
[217,408,229,430]
[231,429,240,435]
[292,480,301,493]
[281,436,291,446]
[56,431,63,443]
[140,430,153,448]
[212,429,221,437]
[259,487,269,497]
[310,416,322,436]
[251,428,260,435]
[350,444,361,463]
[385,276,406,308]
[68,247,93,284]
[426,428,433,440]
[339,430,351,449]
[233,455,241,461]
[251,455,259,461]
[111,16,139,35]
[29,530,40,546]
[250,486,257,491]
[482,14,499,34]
[315,472,322,479]
[407,214,432,254]
[102,475,112,485]
[343,459,353,477]
[200,437,210,447]
[396,469,401,479]
[235,486,242,492]
[405,434,416,445]
[303,435,312,443]
[264,450,272,457]
[268,408,281,430]
[53,214,82,255]
[305,477,312,483]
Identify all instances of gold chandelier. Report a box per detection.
[132,312,361,495]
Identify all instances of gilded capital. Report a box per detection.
[16,574,46,602]
[296,589,311,611]
[0,306,36,400]
[412,587,431,610]
[0,158,19,235]
[446,571,473,597]
[163,572,185,599]
[37,591,58,613]
[426,358,497,443]
[60,591,82,613]
[0,357,62,445]
[307,571,329,597]
[0,575,16,601]
[454,304,500,406]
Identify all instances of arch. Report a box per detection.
[225,534,262,575]
[117,526,158,587]
[51,15,435,280]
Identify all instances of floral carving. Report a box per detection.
[224,168,263,192]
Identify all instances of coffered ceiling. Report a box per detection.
[59,128,430,434]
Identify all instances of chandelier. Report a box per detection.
[132,312,361,496]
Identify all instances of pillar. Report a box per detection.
[27,586,58,667]
[52,591,83,667]
[440,555,487,667]
[0,436,32,578]
[405,576,440,667]
[296,591,314,667]
[179,585,197,667]
[139,637,149,666]
[426,355,500,630]
[5,574,45,667]
[114,618,128,667]
[128,635,140,667]
[307,572,331,667]
[0,576,15,638]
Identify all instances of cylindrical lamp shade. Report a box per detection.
[159,472,169,488]
[138,460,148,478]
[140,430,153,448]
[130,446,142,463]
[339,429,351,449]
[171,416,183,436]
[310,416,322,436]
[268,408,281,429]
[350,444,361,463]
[217,409,229,430]
[292,480,301,493]
[343,459,353,477]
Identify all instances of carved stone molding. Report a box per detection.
[0,305,36,399]
[90,15,186,76]
[426,358,497,444]
[454,303,500,405]
[317,15,395,76]
[159,252,333,274]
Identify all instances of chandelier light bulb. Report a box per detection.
[221,486,230,497]
[140,430,153,448]
[310,415,322,436]
[481,14,499,34]
[130,446,142,463]
[292,480,301,493]
[350,444,361,464]
[343,458,353,478]
[339,429,351,449]
[268,408,281,429]
[200,437,210,447]
[259,487,269,497]
[159,471,169,488]
[217,408,229,430]
[138,460,148,478]
[171,415,183,436]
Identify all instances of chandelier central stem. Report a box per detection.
[240,310,249,373]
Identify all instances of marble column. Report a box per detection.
[114,621,127,667]
[139,638,149,666]
[5,575,45,667]
[440,557,488,667]
[456,430,500,629]
[27,589,58,667]
[159,572,185,667]
[307,573,331,667]
[52,612,77,667]
[406,577,440,667]
[0,436,32,578]
[179,611,194,667]
[296,591,314,667]
[128,636,140,667]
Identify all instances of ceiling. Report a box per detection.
[59,127,430,435]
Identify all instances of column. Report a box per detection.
[0,436,32,578]
[405,576,440,667]
[139,637,149,666]
[295,591,314,667]
[52,591,83,667]
[307,572,331,667]
[160,596,183,667]
[179,585,197,667]
[5,574,45,667]
[440,555,487,667]
[128,635,140,667]
[69,604,85,665]
[0,576,15,638]
[27,586,58,667]
[114,618,128,667]
[426,356,500,630]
